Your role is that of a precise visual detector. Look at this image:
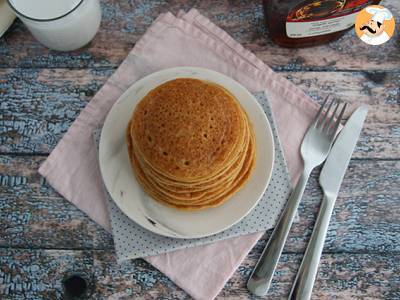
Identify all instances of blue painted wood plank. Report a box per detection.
[1,155,399,253]
[0,69,398,157]
[0,248,398,299]
[0,1,398,298]
[0,0,398,70]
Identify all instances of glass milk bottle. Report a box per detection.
[7,0,101,51]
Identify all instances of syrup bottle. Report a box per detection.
[263,0,381,47]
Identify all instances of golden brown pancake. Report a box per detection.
[128,121,251,204]
[129,114,250,193]
[126,78,256,211]
[130,78,246,181]
[126,125,256,210]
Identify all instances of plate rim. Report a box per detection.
[99,66,275,239]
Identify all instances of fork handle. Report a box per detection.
[247,168,312,296]
[289,194,335,300]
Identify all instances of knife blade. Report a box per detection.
[319,105,369,194]
[289,105,369,300]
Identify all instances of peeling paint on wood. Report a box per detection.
[0,249,399,299]
[0,0,399,298]
[1,69,398,157]
[0,68,111,153]
[1,155,399,254]
[0,0,398,70]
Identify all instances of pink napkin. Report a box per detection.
[39,9,319,300]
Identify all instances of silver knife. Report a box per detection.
[289,105,369,300]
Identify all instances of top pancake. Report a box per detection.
[130,78,247,181]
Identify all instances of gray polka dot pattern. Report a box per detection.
[94,92,292,262]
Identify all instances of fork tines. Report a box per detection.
[314,95,347,138]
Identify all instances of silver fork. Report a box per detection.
[247,96,346,297]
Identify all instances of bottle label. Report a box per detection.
[286,0,373,38]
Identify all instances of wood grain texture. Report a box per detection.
[0,0,398,71]
[1,0,399,298]
[1,69,399,157]
[0,249,399,299]
[1,155,399,254]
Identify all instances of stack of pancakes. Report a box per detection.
[126,78,256,211]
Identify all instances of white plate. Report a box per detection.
[99,67,275,239]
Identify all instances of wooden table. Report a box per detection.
[1,0,399,298]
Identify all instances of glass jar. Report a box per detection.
[7,0,101,51]
[263,0,381,47]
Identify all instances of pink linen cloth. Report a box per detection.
[39,9,319,300]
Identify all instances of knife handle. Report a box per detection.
[289,194,335,300]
